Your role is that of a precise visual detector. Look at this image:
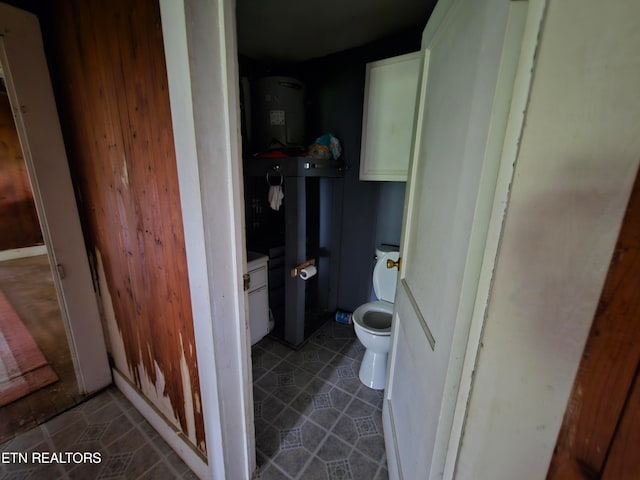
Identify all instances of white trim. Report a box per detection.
[159,1,253,478]
[0,245,47,262]
[113,370,208,479]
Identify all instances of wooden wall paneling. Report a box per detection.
[0,93,43,250]
[602,368,640,480]
[47,0,205,453]
[547,167,640,479]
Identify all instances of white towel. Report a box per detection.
[268,185,284,211]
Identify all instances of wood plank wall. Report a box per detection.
[0,93,43,251]
[43,0,206,453]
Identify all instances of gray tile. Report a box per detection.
[82,392,115,415]
[271,408,306,430]
[349,449,379,480]
[335,379,362,395]
[329,388,353,411]
[354,417,378,437]
[49,418,89,452]
[273,446,310,478]
[105,426,146,455]
[2,426,44,452]
[68,455,104,478]
[43,408,84,437]
[98,451,133,478]
[0,387,199,479]
[255,400,264,420]
[146,434,174,457]
[256,424,281,458]
[355,385,384,409]
[304,377,335,395]
[137,420,160,441]
[256,371,281,395]
[271,385,302,405]
[374,465,389,480]
[326,458,353,480]
[77,423,109,442]
[345,399,376,420]
[355,434,386,463]
[256,338,293,360]
[341,340,366,360]
[253,385,270,403]
[312,393,332,410]
[298,456,329,480]
[1,468,36,479]
[255,461,292,480]
[86,400,124,424]
[300,420,327,452]
[316,435,351,462]
[309,408,341,431]
[122,443,160,478]
[290,393,315,416]
[331,415,358,445]
[279,428,303,450]
[139,461,181,480]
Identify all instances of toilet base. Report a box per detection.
[358,349,388,390]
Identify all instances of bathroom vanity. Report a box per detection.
[247,252,270,345]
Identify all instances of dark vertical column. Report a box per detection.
[284,176,306,345]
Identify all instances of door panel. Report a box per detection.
[0,4,110,394]
[384,0,531,478]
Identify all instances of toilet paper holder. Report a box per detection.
[291,258,316,278]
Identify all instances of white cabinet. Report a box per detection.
[247,252,270,345]
[359,51,421,182]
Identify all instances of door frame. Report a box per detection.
[159,1,254,478]
[0,4,111,394]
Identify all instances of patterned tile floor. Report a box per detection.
[0,387,198,479]
[0,319,386,480]
[253,320,388,480]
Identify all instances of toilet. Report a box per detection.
[353,245,399,390]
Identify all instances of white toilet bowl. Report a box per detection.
[353,300,392,390]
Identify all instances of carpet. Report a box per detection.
[0,288,58,407]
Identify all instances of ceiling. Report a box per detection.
[236,0,436,62]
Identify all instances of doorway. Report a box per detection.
[0,1,111,443]
[0,79,82,443]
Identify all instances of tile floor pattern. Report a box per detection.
[0,387,198,479]
[253,321,389,480]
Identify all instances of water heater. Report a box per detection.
[253,76,305,152]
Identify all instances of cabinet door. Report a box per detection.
[248,286,269,345]
[359,51,421,182]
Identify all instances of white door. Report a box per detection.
[0,4,111,394]
[383,0,540,478]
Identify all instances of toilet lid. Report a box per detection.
[373,250,399,303]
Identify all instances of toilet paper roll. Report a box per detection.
[298,265,317,280]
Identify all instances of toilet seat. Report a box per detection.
[353,300,392,335]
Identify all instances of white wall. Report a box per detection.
[456,1,640,478]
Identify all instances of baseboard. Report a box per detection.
[113,369,208,479]
[0,245,47,262]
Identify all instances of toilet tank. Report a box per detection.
[373,245,400,303]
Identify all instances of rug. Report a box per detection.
[0,288,58,407]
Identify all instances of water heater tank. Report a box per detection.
[253,76,305,152]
